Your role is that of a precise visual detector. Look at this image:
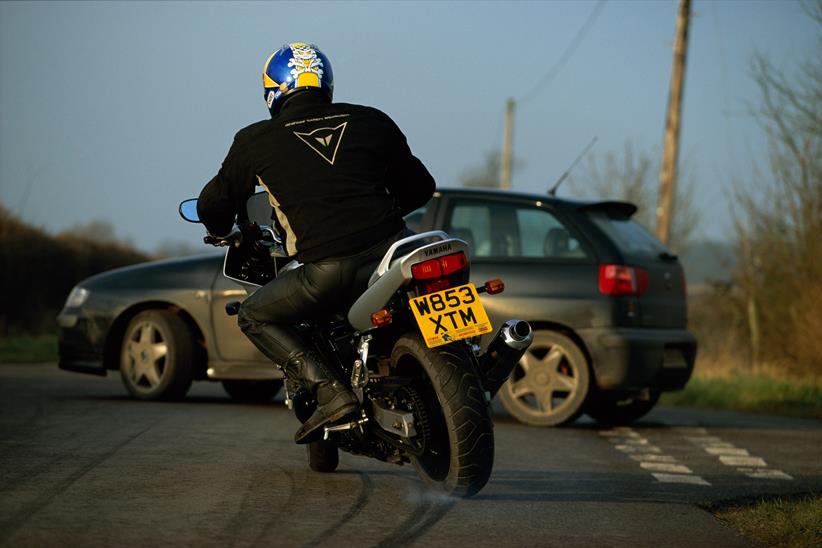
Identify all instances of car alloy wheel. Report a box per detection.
[498,329,590,426]
[120,310,194,400]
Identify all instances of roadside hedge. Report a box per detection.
[0,204,149,335]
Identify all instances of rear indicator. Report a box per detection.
[371,308,393,327]
[484,278,505,295]
[598,264,649,296]
[411,252,467,280]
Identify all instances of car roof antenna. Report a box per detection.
[547,136,598,197]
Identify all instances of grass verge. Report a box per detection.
[661,374,822,419]
[710,493,822,547]
[0,334,58,364]
[661,353,822,419]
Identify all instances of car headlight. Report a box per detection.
[65,287,90,308]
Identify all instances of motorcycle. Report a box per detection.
[179,192,533,497]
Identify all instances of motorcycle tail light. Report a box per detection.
[411,259,442,279]
[439,252,467,276]
[425,279,451,294]
[411,252,467,280]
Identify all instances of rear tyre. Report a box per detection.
[119,310,195,401]
[307,440,339,473]
[586,390,660,425]
[222,380,283,403]
[498,330,590,426]
[391,334,494,498]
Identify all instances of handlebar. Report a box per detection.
[203,228,242,247]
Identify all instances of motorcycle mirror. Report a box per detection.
[179,199,201,223]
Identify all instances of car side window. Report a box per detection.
[446,199,588,260]
[516,208,587,259]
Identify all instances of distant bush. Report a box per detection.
[0,204,150,335]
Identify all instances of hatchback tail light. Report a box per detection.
[598,264,649,296]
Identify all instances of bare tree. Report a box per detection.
[460,150,526,189]
[569,140,698,253]
[732,0,822,370]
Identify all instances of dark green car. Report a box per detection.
[58,188,696,425]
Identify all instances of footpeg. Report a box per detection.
[323,415,369,440]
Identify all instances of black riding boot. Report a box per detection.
[283,350,359,444]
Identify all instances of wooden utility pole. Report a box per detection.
[656,0,691,244]
[500,98,515,190]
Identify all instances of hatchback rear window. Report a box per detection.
[587,211,670,260]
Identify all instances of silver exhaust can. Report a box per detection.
[478,320,533,397]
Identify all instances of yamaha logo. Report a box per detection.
[424,244,453,257]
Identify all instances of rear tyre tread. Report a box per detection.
[391,334,494,497]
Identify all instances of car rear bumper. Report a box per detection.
[576,327,696,392]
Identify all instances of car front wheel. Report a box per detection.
[119,310,195,401]
[498,330,590,426]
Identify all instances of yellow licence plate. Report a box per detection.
[409,283,493,348]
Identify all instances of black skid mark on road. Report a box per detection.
[374,489,456,548]
[0,419,160,543]
[300,471,374,548]
[248,465,302,547]
[221,460,296,548]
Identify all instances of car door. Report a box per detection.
[210,270,270,362]
[436,195,603,330]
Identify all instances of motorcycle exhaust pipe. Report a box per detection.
[478,319,533,397]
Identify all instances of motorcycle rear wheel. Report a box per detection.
[391,334,494,497]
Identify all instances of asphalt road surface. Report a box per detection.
[2,364,821,547]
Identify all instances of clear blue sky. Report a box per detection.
[0,1,817,252]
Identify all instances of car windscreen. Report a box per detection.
[586,211,671,260]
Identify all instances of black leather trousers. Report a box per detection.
[237,230,406,366]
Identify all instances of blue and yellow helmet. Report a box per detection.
[263,42,334,115]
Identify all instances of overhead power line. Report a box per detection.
[518,0,607,104]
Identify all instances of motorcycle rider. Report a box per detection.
[197,42,435,444]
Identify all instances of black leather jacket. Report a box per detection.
[198,92,435,263]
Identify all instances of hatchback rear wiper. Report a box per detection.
[659,251,678,262]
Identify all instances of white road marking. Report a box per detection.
[598,430,640,438]
[702,442,736,449]
[705,447,750,456]
[609,437,649,446]
[685,436,724,445]
[681,430,794,481]
[737,468,794,480]
[601,428,710,485]
[719,456,767,467]
[630,454,678,463]
[614,444,662,454]
[640,462,694,474]
[651,473,711,486]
